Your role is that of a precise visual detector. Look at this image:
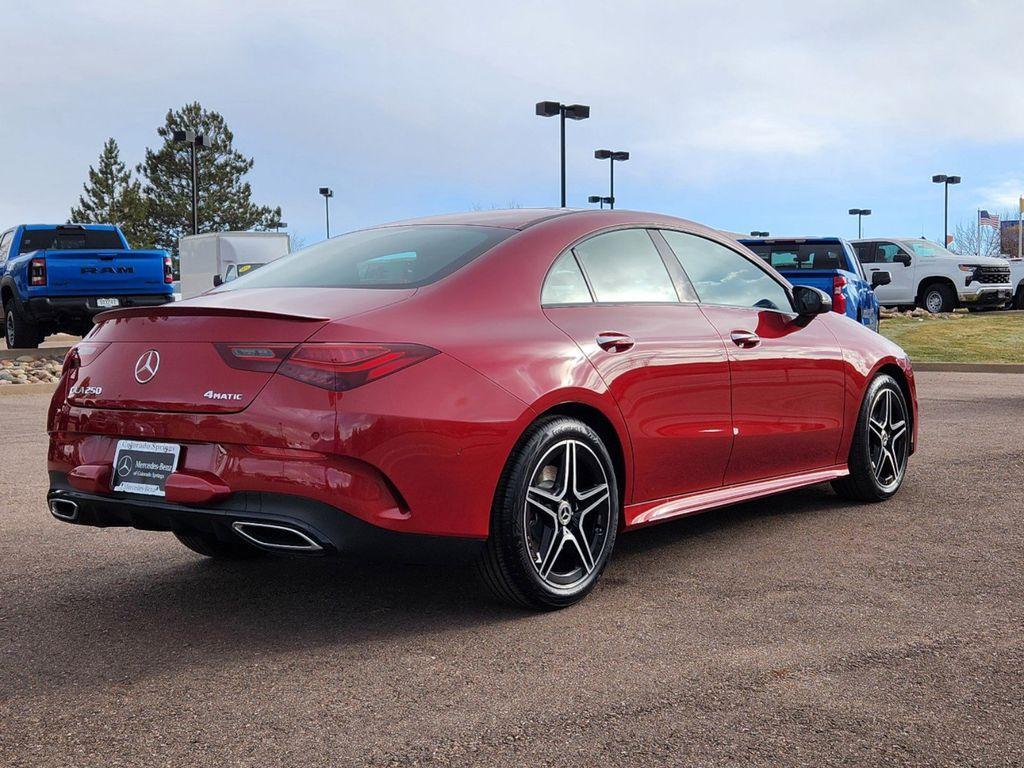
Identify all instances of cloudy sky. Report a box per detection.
[3,0,1023,247]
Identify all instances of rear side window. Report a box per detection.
[542,251,592,304]
[221,225,513,289]
[853,242,875,263]
[18,228,125,253]
[755,242,846,271]
[572,229,678,303]
[0,230,12,263]
[662,231,792,312]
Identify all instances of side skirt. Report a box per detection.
[624,464,849,529]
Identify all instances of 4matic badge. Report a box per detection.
[203,390,243,401]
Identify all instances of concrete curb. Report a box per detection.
[0,346,71,361]
[913,362,1024,374]
[0,382,58,396]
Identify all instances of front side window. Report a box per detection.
[220,225,514,290]
[662,231,792,312]
[572,229,678,303]
[541,251,592,304]
[876,242,910,264]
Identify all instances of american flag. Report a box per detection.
[978,209,1000,230]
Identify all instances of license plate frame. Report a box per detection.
[96,297,121,309]
[111,440,181,497]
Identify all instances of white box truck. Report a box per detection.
[178,232,290,300]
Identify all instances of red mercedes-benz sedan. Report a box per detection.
[47,209,917,609]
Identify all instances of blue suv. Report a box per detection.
[739,236,888,332]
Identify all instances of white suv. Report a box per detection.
[852,238,1012,313]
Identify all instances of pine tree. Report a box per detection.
[137,103,283,253]
[69,138,152,247]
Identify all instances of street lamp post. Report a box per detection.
[269,221,287,233]
[848,208,872,238]
[318,187,334,239]
[931,174,961,246]
[587,195,613,209]
[749,230,770,237]
[172,129,211,235]
[536,101,591,207]
[593,149,629,209]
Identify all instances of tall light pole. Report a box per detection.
[931,174,961,246]
[848,208,871,238]
[593,149,629,209]
[318,187,333,239]
[172,129,211,235]
[535,101,591,207]
[587,195,613,209]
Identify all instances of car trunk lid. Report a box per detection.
[67,288,415,413]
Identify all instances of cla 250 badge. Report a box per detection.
[204,390,243,401]
[69,385,103,397]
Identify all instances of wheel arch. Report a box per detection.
[916,276,958,306]
[533,401,629,512]
[873,361,916,455]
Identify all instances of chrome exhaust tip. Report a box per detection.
[231,521,323,552]
[49,499,79,522]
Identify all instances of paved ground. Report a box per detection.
[1,333,80,351]
[1,373,1021,767]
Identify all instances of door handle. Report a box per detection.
[596,332,635,353]
[730,330,760,348]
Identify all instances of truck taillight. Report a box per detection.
[164,255,174,284]
[29,257,46,286]
[832,275,847,314]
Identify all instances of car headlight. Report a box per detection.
[958,264,978,272]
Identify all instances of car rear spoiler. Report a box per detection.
[95,305,330,323]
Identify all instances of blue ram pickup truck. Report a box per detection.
[0,224,173,348]
[739,236,889,332]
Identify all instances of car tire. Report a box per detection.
[4,301,41,349]
[174,531,266,559]
[832,374,911,503]
[919,282,954,314]
[1013,286,1024,310]
[477,416,619,610]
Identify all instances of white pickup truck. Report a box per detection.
[1004,258,1024,309]
[851,238,1013,313]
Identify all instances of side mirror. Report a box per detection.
[791,285,833,317]
[212,274,223,287]
[895,252,912,266]
[871,270,892,288]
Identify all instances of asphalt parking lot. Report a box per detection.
[1,372,1021,767]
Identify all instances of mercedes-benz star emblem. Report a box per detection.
[134,350,160,384]
[116,455,134,478]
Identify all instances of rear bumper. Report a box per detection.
[46,473,484,563]
[26,294,173,323]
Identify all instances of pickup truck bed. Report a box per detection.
[0,224,173,348]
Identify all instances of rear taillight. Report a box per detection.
[215,343,296,373]
[832,275,847,315]
[164,255,174,284]
[280,343,439,392]
[29,257,46,286]
[213,342,438,391]
[62,341,109,375]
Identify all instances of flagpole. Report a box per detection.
[977,210,981,257]
[1018,197,1022,260]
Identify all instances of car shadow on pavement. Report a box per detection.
[4,484,850,699]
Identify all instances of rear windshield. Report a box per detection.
[746,241,847,271]
[219,225,514,289]
[19,228,125,254]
